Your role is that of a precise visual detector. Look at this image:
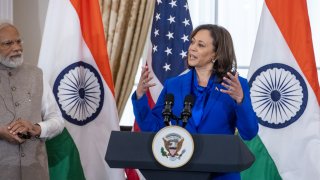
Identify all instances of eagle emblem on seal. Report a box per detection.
[161,133,186,161]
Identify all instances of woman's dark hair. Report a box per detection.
[190,24,237,81]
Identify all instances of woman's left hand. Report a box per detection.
[220,72,244,104]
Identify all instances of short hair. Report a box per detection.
[0,20,16,32]
[190,24,237,81]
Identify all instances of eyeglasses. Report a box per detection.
[0,39,23,49]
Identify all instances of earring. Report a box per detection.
[211,59,216,64]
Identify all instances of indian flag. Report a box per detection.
[38,0,125,179]
[242,0,320,179]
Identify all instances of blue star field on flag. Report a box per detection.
[151,0,193,85]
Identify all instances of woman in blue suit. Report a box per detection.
[132,24,258,180]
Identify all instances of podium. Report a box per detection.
[105,131,254,180]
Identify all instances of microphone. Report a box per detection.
[162,94,174,126]
[181,95,194,127]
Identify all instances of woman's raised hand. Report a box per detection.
[220,72,244,104]
[136,66,156,99]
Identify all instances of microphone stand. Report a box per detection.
[162,94,194,128]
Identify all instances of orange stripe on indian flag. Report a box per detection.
[70,0,115,96]
[266,0,320,104]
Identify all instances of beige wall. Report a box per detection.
[13,0,48,65]
[0,0,13,20]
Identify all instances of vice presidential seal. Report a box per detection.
[152,126,194,168]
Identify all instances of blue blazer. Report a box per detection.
[132,69,258,180]
[132,69,258,141]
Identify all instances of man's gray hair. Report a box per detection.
[0,20,15,31]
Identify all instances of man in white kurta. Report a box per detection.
[0,22,64,180]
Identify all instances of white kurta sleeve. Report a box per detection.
[38,79,64,139]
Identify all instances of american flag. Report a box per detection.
[134,0,193,128]
[151,0,193,85]
[128,1,193,179]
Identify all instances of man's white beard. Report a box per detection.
[0,54,24,68]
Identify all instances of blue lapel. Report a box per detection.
[201,79,224,120]
[178,70,193,104]
[178,70,197,129]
